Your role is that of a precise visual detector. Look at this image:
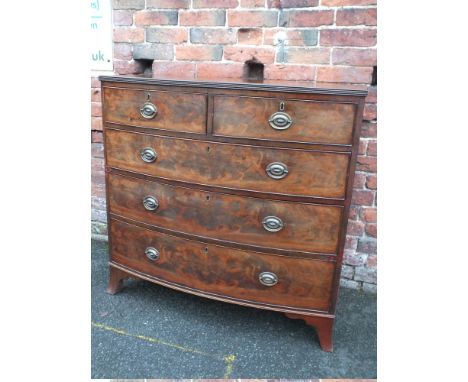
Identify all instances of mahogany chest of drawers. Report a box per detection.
[99,75,367,352]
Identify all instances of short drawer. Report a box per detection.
[108,173,342,254]
[105,129,350,199]
[110,218,335,312]
[102,86,207,134]
[213,95,356,145]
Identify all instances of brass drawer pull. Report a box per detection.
[140,102,158,119]
[268,101,293,130]
[145,247,160,261]
[143,196,159,211]
[259,272,278,286]
[140,147,157,163]
[266,162,289,180]
[262,216,284,232]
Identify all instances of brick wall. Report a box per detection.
[91,0,377,292]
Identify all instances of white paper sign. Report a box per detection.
[91,0,113,71]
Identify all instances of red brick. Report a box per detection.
[348,205,360,220]
[91,102,101,117]
[91,88,101,102]
[320,29,377,47]
[91,131,103,143]
[316,66,373,84]
[356,155,376,172]
[332,48,377,66]
[361,122,376,138]
[176,45,223,61]
[113,10,133,26]
[336,8,377,26]
[152,61,196,79]
[193,0,239,7]
[190,28,237,44]
[358,139,367,155]
[238,28,263,45]
[241,0,265,6]
[347,220,365,236]
[364,102,377,120]
[283,47,329,64]
[361,207,377,223]
[147,0,190,8]
[366,223,377,238]
[322,0,376,5]
[91,117,102,131]
[366,174,377,190]
[228,10,278,27]
[344,250,367,266]
[280,10,334,27]
[357,238,377,254]
[345,235,358,251]
[113,43,133,60]
[353,172,366,189]
[352,190,374,206]
[264,64,316,80]
[197,62,245,78]
[180,10,225,26]
[367,254,377,267]
[268,0,319,7]
[134,10,178,26]
[224,46,275,64]
[366,85,377,103]
[146,27,188,43]
[113,27,144,43]
[91,77,100,88]
[113,60,141,74]
[264,28,318,46]
[367,140,377,156]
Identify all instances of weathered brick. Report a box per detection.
[264,29,318,46]
[91,88,101,102]
[344,250,367,266]
[354,266,377,283]
[352,190,374,206]
[317,66,373,84]
[113,10,133,26]
[336,8,377,26]
[176,45,223,61]
[332,48,377,66]
[91,131,104,143]
[190,28,237,44]
[280,10,334,27]
[147,0,190,8]
[361,122,377,138]
[197,62,245,78]
[353,172,366,189]
[241,0,265,6]
[367,254,377,267]
[113,0,145,10]
[348,205,360,220]
[264,64,316,80]
[361,207,377,223]
[358,139,367,155]
[362,283,377,293]
[113,60,141,74]
[228,10,278,27]
[133,44,174,60]
[345,235,358,251]
[356,155,376,172]
[283,47,329,64]
[113,27,144,43]
[193,0,239,7]
[91,117,102,130]
[153,61,196,79]
[347,220,365,236]
[134,10,178,26]
[367,140,377,156]
[341,264,354,279]
[340,278,361,290]
[366,85,377,103]
[146,27,188,43]
[91,221,108,237]
[180,10,225,26]
[91,143,104,158]
[357,238,377,254]
[320,29,377,47]
[268,0,319,7]
[91,77,100,88]
[366,174,377,190]
[91,102,101,117]
[366,223,377,238]
[113,43,133,60]
[238,28,263,45]
[224,46,275,64]
[364,102,377,120]
[323,0,376,5]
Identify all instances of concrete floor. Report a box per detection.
[91,239,376,379]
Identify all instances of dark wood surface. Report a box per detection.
[110,218,335,312]
[213,95,356,145]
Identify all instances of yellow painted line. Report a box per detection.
[92,321,236,377]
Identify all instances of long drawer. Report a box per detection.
[110,218,335,312]
[105,129,350,199]
[108,173,342,254]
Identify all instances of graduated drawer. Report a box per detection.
[213,95,356,145]
[105,129,350,199]
[108,173,342,255]
[102,86,207,134]
[110,218,335,312]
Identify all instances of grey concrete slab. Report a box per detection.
[91,239,376,379]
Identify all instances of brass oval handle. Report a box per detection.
[140,147,157,163]
[266,162,289,180]
[259,272,278,287]
[143,196,159,211]
[262,216,284,232]
[140,102,157,119]
[268,111,293,130]
[145,247,160,261]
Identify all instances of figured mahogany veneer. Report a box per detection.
[100,75,367,352]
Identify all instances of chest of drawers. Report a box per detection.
[99,75,367,352]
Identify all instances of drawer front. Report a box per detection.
[110,218,335,312]
[105,129,350,199]
[102,87,207,134]
[108,173,342,254]
[213,95,356,145]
